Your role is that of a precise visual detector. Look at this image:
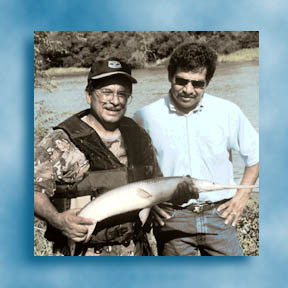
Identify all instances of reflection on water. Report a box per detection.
[35,61,258,187]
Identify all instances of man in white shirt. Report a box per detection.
[134,42,259,256]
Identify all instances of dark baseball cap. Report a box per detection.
[88,57,137,83]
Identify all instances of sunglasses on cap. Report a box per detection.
[175,77,206,89]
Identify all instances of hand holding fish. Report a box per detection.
[56,208,96,242]
[152,205,171,226]
[170,179,199,205]
[152,179,200,226]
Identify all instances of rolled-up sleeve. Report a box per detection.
[228,105,259,167]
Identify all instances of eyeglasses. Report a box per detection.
[175,77,206,89]
[95,88,131,103]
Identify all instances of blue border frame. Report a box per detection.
[1,1,287,287]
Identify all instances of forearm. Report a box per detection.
[233,162,259,201]
[239,162,259,194]
[218,162,259,226]
[34,191,62,229]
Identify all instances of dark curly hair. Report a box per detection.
[168,42,218,84]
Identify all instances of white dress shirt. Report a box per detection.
[134,92,259,205]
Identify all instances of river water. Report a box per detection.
[35,61,258,187]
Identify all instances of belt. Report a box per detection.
[176,198,230,214]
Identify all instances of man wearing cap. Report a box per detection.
[34,57,196,256]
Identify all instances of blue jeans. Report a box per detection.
[155,205,243,256]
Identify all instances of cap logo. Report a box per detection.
[108,60,122,69]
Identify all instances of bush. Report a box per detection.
[34,31,259,72]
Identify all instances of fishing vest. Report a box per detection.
[45,109,159,251]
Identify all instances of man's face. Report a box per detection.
[170,67,207,113]
[86,80,131,125]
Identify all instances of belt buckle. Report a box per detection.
[191,204,204,213]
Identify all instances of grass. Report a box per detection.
[45,67,89,77]
[218,48,259,63]
[34,217,53,256]
[237,192,259,256]
[36,48,259,80]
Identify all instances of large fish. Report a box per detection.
[75,175,258,247]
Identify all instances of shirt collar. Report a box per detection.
[167,90,205,116]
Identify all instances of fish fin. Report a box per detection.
[67,222,97,256]
[139,208,151,226]
[137,188,152,198]
[68,239,76,256]
[83,222,97,244]
[68,222,97,256]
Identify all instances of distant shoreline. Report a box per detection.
[42,48,258,78]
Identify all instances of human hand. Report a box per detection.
[151,205,171,226]
[217,189,250,226]
[170,179,199,205]
[56,209,96,242]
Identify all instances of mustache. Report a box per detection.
[179,93,198,98]
[100,102,124,111]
